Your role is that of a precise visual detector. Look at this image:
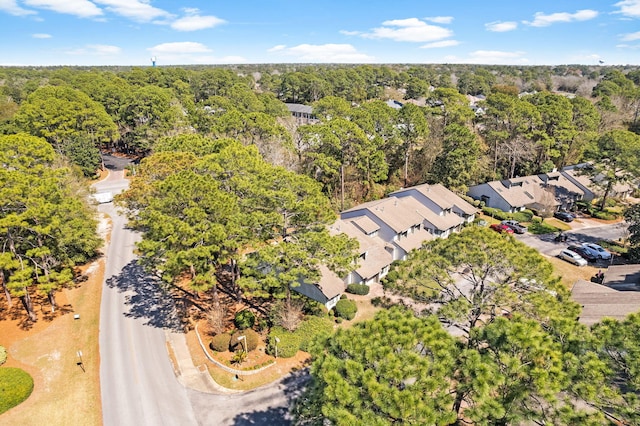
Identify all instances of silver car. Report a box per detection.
[558,249,588,266]
[581,243,612,260]
[501,220,527,234]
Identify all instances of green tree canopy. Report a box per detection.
[0,134,100,320]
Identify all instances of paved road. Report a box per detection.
[94,155,304,426]
[513,217,627,264]
[95,158,198,426]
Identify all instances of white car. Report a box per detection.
[581,243,612,260]
[558,249,588,266]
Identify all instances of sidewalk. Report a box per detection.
[165,331,240,394]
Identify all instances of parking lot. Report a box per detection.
[512,217,627,267]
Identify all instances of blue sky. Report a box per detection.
[1,0,639,66]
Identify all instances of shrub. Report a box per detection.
[335,299,358,320]
[340,294,348,300]
[0,367,34,414]
[230,329,260,352]
[231,351,247,365]
[267,316,335,357]
[482,206,510,221]
[592,209,619,220]
[346,284,370,295]
[267,329,299,358]
[270,299,304,331]
[512,209,534,223]
[234,310,255,330]
[0,346,6,366]
[528,221,560,235]
[296,317,334,352]
[304,300,328,317]
[210,333,231,352]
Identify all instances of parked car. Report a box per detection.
[501,220,527,234]
[558,249,588,266]
[568,245,597,262]
[554,211,574,222]
[582,243,612,260]
[490,223,514,234]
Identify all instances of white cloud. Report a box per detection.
[485,21,518,32]
[361,18,453,42]
[621,31,640,41]
[272,43,374,62]
[65,44,121,55]
[93,0,171,22]
[468,50,528,64]
[32,33,52,38]
[616,43,640,49]
[614,0,640,18]
[171,8,225,31]
[424,16,453,24]
[148,41,212,54]
[523,9,598,27]
[267,44,286,52]
[420,40,459,49]
[24,0,102,18]
[0,0,36,16]
[339,30,361,36]
[89,44,120,54]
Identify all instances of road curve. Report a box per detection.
[93,156,308,426]
[95,163,198,426]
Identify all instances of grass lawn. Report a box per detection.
[547,256,599,289]
[0,218,107,425]
[0,367,34,414]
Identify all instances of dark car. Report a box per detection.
[554,211,574,222]
[568,245,597,262]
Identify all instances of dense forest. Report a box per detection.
[1,63,640,207]
[3,63,640,424]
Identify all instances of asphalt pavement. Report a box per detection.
[94,162,304,426]
[513,216,627,265]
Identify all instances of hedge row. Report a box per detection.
[481,207,535,223]
[346,284,370,295]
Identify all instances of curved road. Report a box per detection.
[94,155,306,426]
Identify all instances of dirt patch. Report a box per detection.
[0,217,108,425]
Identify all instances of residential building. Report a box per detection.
[341,196,434,261]
[298,184,476,308]
[537,171,585,210]
[285,103,315,124]
[292,265,346,311]
[571,276,640,326]
[389,185,473,238]
[328,218,394,286]
[468,176,552,213]
[562,164,633,202]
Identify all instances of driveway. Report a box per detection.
[513,217,627,266]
